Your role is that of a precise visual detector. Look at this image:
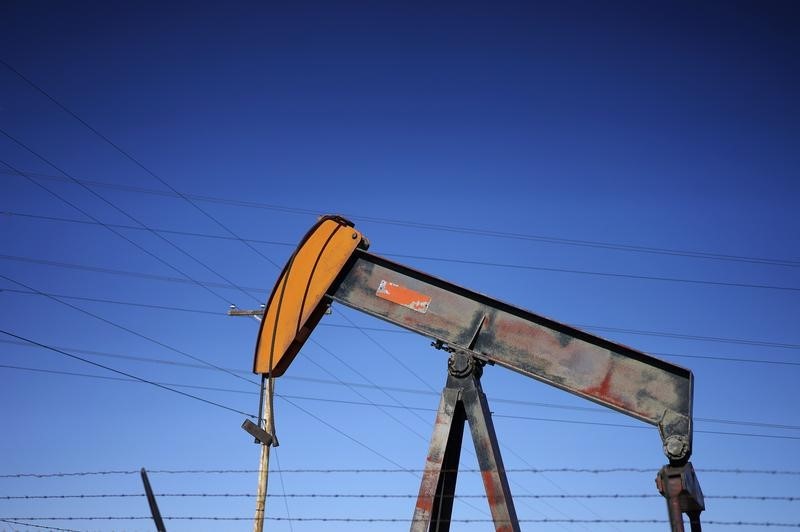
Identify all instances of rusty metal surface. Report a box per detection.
[461,365,520,532]
[411,387,463,532]
[656,462,705,532]
[331,250,694,463]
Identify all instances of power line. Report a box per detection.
[4,285,799,369]
[0,329,255,419]
[0,59,282,271]
[301,344,431,443]
[1,157,264,309]
[274,394,415,475]
[0,253,266,294]
[0,287,223,316]
[1,210,294,248]
[3,252,798,353]
[392,252,800,293]
[274,391,800,440]
[3,363,798,441]
[579,324,800,351]
[272,448,295,532]
[3,167,798,269]
[0,273,258,386]
[0,363,257,395]
[338,310,437,392]
[6,209,800,294]
[3,355,798,434]
[0,157,243,307]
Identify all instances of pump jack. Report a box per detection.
[251,215,705,531]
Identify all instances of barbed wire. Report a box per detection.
[1,516,799,526]
[3,467,799,478]
[1,492,797,501]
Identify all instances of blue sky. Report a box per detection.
[1,1,798,531]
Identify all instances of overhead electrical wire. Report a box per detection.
[0,58,282,271]
[5,209,799,294]
[0,287,223,316]
[3,288,798,367]
[0,152,261,308]
[272,448,295,532]
[0,273,258,386]
[3,363,797,442]
[2,210,295,247]
[274,394,415,474]
[301,344,431,442]
[389,252,800,293]
[2,167,798,269]
[0,329,254,419]
[3,341,798,432]
[0,363,257,395]
[2,270,798,353]
[0,253,267,294]
[0,158,231,307]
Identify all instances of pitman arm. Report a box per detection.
[253,215,695,465]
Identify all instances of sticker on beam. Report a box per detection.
[376,280,431,313]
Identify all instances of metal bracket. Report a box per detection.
[242,419,277,447]
[411,353,519,532]
[656,462,705,532]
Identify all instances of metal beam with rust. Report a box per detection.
[330,249,694,464]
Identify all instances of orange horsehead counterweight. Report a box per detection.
[253,215,369,376]
[252,215,704,532]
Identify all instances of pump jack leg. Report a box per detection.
[656,463,705,532]
[411,386,464,532]
[412,354,520,532]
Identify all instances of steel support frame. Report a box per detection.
[412,353,520,532]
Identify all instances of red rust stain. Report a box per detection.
[583,370,627,410]
[414,470,437,514]
[415,494,433,513]
[585,370,613,399]
[481,469,502,506]
[481,470,515,532]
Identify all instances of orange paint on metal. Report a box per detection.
[376,280,431,313]
[414,489,434,514]
[253,216,366,376]
[481,470,514,532]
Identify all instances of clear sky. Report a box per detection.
[1,1,798,531]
